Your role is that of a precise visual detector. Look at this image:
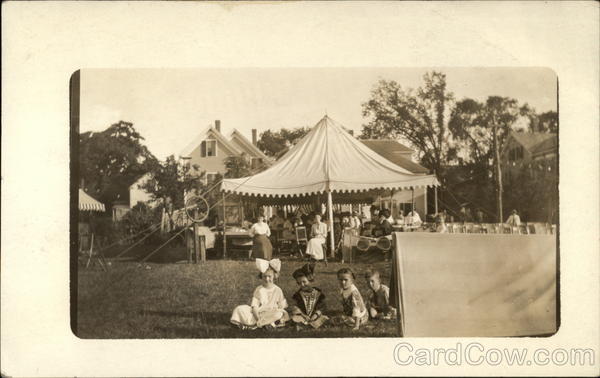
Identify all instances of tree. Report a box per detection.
[518,105,558,134]
[503,160,558,223]
[534,111,558,133]
[257,127,310,157]
[79,121,157,207]
[449,96,522,222]
[224,153,257,178]
[361,72,457,177]
[119,202,164,244]
[140,155,203,228]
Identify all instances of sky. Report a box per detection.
[80,67,557,159]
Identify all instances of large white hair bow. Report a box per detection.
[255,258,281,273]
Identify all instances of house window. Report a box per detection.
[508,146,524,162]
[201,140,217,157]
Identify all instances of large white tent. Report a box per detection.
[221,115,439,254]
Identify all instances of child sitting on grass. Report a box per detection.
[230,258,289,330]
[332,267,368,331]
[364,269,397,320]
[290,262,328,329]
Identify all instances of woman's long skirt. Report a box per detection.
[252,234,273,259]
[305,236,325,260]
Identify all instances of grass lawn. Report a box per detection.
[76,248,400,338]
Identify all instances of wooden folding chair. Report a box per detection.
[295,226,308,257]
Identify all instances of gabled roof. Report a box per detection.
[360,140,429,174]
[228,129,272,162]
[509,131,556,152]
[179,126,241,157]
[221,115,439,198]
[531,135,558,156]
[128,172,151,189]
[361,139,414,154]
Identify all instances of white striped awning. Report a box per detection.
[79,189,106,212]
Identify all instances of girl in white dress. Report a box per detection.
[230,258,289,330]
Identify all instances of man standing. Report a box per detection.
[458,206,471,223]
[475,208,485,223]
[506,209,521,227]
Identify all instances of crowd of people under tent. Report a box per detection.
[239,201,525,262]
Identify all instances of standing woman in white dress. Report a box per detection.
[249,216,273,260]
[306,214,327,261]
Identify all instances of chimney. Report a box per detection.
[215,120,221,133]
[349,130,354,136]
[252,129,257,145]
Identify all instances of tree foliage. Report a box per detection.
[449,96,523,168]
[532,111,558,133]
[503,161,558,223]
[361,72,457,176]
[140,155,203,210]
[79,121,157,206]
[361,72,557,220]
[257,127,311,157]
[118,202,164,244]
[224,153,253,178]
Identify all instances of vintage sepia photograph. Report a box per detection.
[72,67,558,339]
[4,2,599,376]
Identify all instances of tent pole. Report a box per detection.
[327,190,335,259]
[434,185,438,215]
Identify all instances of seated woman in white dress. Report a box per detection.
[305,214,327,261]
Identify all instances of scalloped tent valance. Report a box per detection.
[220,115,439,199]
[79,189,106,212]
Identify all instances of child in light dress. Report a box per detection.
[290,262,329,329]
[332,267,368,330]
[230,258,289,330]
[364,269,397,320]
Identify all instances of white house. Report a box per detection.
[129,173,153,208]
[179,120,272,182]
